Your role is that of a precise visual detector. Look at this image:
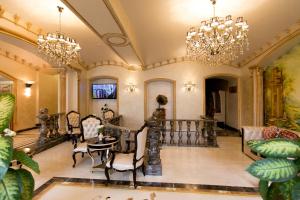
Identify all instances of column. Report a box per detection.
[58,70,66,132]
[249,66,264,126]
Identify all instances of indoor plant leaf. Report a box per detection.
[247,140,266,150]
[0,136,13,180]
[17,168,35,200]
[277,178,299,200]
[13,150,40,174]
[252,139,300,158]
[0,94,15,133]
[292,180,300,200]
[267,182,284,200]
[247,158,298,182]
[259,180,268,200]
[0,168,21,200]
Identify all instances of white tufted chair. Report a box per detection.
[105,123,148,188]
[66,111,81,144]
[72,115,102,167]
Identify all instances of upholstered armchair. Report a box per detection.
[105,123,148,188]
[103,109,115,121]
[66,111,81,144]
[72,115,102,167]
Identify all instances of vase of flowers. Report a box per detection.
[155,94,168,120]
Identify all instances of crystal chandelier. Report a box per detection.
[37,6,81,66]
[186,0,249,66]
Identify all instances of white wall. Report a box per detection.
[86,62,242,129]
[66,70,78,113]
[226,80,238,129]
[147,81,173,119]
[214,91,226,123]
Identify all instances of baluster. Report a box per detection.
[178,120,183,145]
[169,120,175,145]
[186,120,191,145]
[195,120,200,145]
[48,117,54,138]
[202,121,209,146]
[161,120,166,144]
[54,114,60,137]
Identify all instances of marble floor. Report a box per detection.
[29,136,260,199]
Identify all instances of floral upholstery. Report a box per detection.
[103,110,114,120]
[81,116,102,140]
[67,111,80,128]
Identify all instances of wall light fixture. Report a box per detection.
[24,81,34,97]
[127,83,136,92]
[184,82,196,92]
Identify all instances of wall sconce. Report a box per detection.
[127,83,136,92]
[184,82,196,92]
[24,81,34,97]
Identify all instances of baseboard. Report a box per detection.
[16,127,38,133]
[224,124,239,132]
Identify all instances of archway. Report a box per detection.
[203,74,241,132]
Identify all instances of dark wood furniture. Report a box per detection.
[66,111,81,144]
[105,123,148,188]
[72,115,102,167]
[87,136,119,171]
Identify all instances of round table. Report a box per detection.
[86,136,119,171]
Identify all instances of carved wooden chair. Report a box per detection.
[105,123,148,188]
[72,115,102,167]
[66,111,81,144]
[103,109,115,121]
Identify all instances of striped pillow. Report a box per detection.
[262,126,280,140]
[279,129,299,140]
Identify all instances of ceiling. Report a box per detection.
[0,0,300,71]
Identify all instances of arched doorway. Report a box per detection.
[204,75,240,135]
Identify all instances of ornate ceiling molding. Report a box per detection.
[61,0,129,66]
[240,21,300,67]
[0,47,64,74]
[102,33,129,47]
[0,26,37,46]
[0,5,44,36]
[102,0,145,66]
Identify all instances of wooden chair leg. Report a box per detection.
[72,152,77,168]
[133,169,137,189]
[105,167,110,186]
[81,152,84,158]
[142,163,146,176]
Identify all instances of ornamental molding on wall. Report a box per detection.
[240,21,300,67]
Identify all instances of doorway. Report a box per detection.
[205,76,239,135]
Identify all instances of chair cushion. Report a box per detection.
[73,142,87,153]
[72,128,81,135]
[106,153,143,171]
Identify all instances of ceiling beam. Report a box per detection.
[102,0,145,67]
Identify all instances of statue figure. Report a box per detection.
[37,108,49,145]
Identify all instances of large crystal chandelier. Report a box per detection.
[186,0,249,66]
[37,6,81,66]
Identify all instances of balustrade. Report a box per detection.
[161,119,218,147]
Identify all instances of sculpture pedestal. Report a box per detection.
[145,124,162,176]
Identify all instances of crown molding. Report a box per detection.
[0,5,44,36]
[61,0,129,66]
[240,21,300,67]
[102,0,145,66]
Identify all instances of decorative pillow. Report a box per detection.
[262,126,280,140]
[279,129,300,140]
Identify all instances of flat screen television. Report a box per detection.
[92,83,117,99]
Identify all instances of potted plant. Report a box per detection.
[0,94,40,200]
[155,95,168,120]
[246,138,300,200]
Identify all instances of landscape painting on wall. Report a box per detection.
[264,44,300,131]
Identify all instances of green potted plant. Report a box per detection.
[0,93,40,200]
[246,138,300,200]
